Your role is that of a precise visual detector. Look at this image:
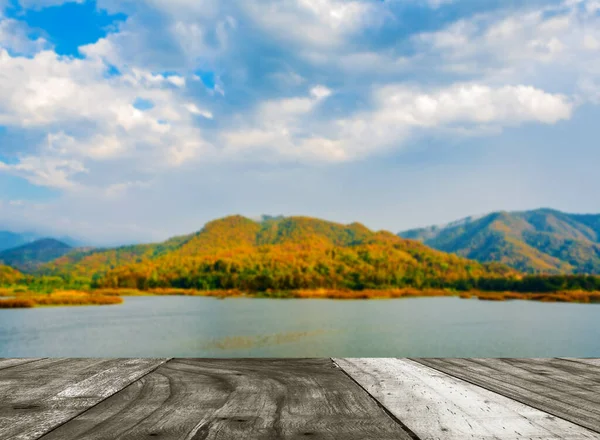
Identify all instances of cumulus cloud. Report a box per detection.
[413,11,573,70]
[0,155,87,189]
[0,18,50,55]
[220,85,340,160]
[315,83,573,160]
[0,49,176,130]
[241,0,384,48]
[0,45,215,190]
[218,81,571,163]
[412,1,600,83]
[374,84,573,126]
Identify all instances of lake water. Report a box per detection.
[0,296,599,357]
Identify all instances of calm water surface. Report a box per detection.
[0,296,599,357]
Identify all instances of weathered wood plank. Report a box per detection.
[38,358,414,440]
[335,358,600,439]
[0,358,45,371]
[497,359,600,403]
[414,358,600,433]
[0,358,168,440]
[560,358,600,368]
[423,358,600,422]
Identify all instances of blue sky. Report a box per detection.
[0,0,599,245]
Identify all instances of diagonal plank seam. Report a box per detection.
[448,358,600,418]
[456,358,600,413]
[493,358,600,407]
[409,358,600,435]
[330,358,422,440]
[0,358,47,372]
[34,358,173,440]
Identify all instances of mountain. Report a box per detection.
[0,239,73,272]
[399,209,600,274]
[41,215,516,291]
[0,231,39,252]
[40,231,197,278]
[0,228,84,252]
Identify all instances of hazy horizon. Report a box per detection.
[3,205,600,248]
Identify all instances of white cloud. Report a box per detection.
[167,75,186,87]
[296,0,373,30]
[310,85,332,99]
[414,10,575,67]
[242,0,382,48]
[79,4,236,76]
[218,80,572,164]
[0,46,215,190]
[404,0,600,109]
[414,2,600,71]
[185,103,213,119]
[375,83,573,126]
[329,83,572,158]
[0,18,49,55]
[221,85,338,159]
[0,155,87,189]
[46,132,127,160]
[584,34,600,50]
[0,50,154,129]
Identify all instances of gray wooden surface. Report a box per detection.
[0,358,598,440]
[414,358,600,433]
[0,358,168,440]
[0,358,44,371]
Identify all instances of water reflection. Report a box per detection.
[0,296,598,358]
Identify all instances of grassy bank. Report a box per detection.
[96,287,600,302]
[0,289,123,308]
[1,286,599,308]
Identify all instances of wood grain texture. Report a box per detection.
[560,358,600,368]
[335,358,600,440]
[0,358,44,371]
[0,358,168,440]
[38,358,413,440]
[414,358,600,434]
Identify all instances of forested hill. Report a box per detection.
[0,239,72,272]
[40,215,516,291]
[399,209,600,274]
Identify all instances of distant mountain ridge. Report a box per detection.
[0,231,39,252]
[0,238,73,272]
[399,209,600,274]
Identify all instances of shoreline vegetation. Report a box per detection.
[1,287,599,308]
[0,289,123,308]
[1,216,600,308]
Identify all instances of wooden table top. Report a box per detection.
[0,358,599,439]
